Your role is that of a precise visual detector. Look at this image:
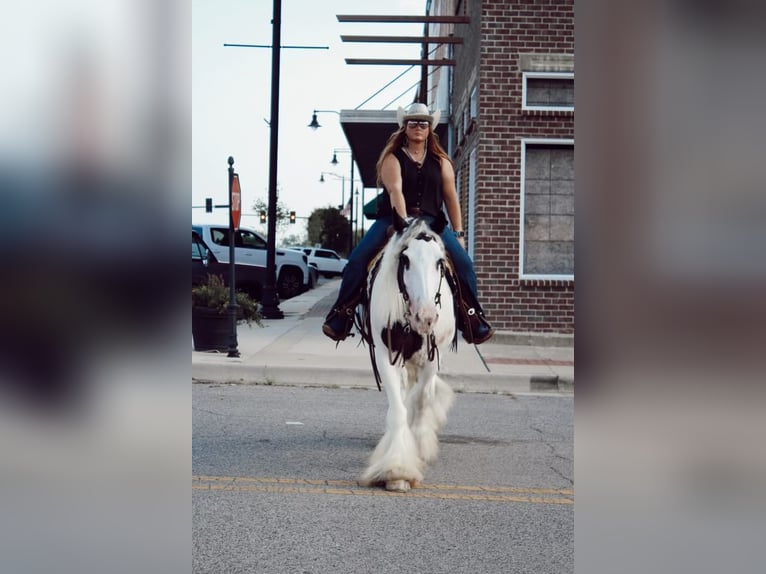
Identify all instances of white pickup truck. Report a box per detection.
[192,224,311,299]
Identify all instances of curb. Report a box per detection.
[192,363,573,395]
[491,331,574,347]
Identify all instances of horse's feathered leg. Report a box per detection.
[406,362,454,464]
[360,354,423,491]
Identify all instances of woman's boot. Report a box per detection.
[322,298,359,341]
[456,285,495,344]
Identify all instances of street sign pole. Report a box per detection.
[226,156,240,357]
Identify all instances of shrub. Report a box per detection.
[192,274,262,327]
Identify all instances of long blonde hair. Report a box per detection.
[375,125,451,188]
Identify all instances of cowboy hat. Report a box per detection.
[396,102,441,129]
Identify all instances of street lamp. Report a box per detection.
[354,187,364,242]
[331,148,356,252]
[320,171,346,210]
[308,109,339,130]
[308,109,358,253]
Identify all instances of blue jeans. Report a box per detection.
[331,215,480,309]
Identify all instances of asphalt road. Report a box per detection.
[193,384,573,574]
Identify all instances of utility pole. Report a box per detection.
[224,2,327,319]
[261,0,284,319]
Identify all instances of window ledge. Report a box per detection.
[518,278,574,288]
[521,108,574,117]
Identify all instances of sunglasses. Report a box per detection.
[406,120,430,129]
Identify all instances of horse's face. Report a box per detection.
[397,228,448,336]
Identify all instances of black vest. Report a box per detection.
[377,147,444,218]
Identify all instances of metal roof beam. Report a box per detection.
[345,58,456,66]
[337,15,470,24]
[341,35,463,44]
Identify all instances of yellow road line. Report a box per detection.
[193,475,574,505]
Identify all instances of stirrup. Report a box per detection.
[322,306,356,342]
[459,305,495,345]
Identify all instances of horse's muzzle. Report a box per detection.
[411,305,439,335]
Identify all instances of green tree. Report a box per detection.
[307,206,350,256]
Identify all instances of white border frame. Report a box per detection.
[521,72,574,112]
[520,138,575,281]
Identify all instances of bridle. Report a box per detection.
[393,231,447,364]
[395,232,447,308]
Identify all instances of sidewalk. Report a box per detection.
[192,279,574,394]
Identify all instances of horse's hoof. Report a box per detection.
[385,479,411,493]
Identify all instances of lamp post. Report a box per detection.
[260,0,284,319]
[331,148,355,253]
[308,109,340,130]
[319,171,345,210]
[354,189,360,241]
[308,110,358,253]
[223,2,329,321]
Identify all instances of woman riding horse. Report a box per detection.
[322,102,494,345]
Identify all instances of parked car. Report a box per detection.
[192,231,267,299]
[192,224,311,299]
[290,246,348,278]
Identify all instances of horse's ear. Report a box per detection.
[430,211,448,235]
[392,209,408,234]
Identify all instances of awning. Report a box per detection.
[339,109,449,189]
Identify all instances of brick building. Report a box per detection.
[433,0,574,333]
[340,0,574,334]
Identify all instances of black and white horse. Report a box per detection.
[360,214,457,492]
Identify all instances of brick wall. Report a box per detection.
[451,0,574,333]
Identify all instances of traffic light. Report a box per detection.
[289,211,296,224]
[259,210,266,223]
[205,197,213,213]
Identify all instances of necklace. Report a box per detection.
[403,146,426,165]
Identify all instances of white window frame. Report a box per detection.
[519,138,575,280]
[522,72,574,112]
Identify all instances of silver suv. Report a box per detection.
[192,224,310,299]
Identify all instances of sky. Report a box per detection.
[192,0,430,241]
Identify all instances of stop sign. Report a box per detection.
[231,173,242,230]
